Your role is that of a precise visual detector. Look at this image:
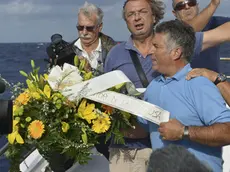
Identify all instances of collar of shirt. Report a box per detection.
[124,36,138,51]
[74,38,102,53]
[157,64,192,83]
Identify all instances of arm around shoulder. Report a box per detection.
[187,78,230,146]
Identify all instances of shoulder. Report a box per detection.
[107,42,128,57]
[186,76,219,93]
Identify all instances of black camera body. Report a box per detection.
[46,34,76,67]
[0,81,12,135]
[0,100,12,135]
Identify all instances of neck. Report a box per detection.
[164,60,188,78]
[132,32,154,57]
[81,38,100,53]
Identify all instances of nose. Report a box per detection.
[134,12,141,21]
[82,28,87,34]
[185,3,190,9]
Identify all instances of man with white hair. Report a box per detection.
[72,2,116,74]
[72,2,116,160]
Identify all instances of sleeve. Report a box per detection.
[213,16,230,27]
[191,32,204,60]
[189,77,230,125]
[104,46,118,73]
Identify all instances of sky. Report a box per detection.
[1,0,230,43]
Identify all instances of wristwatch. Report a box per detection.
[214,73,227,85]
[183,126,190,139]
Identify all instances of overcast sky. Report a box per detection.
[1,0,230,43]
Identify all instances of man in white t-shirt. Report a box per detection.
[72,2,116,75]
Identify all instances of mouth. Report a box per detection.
[135,23,144,30]
[151,57,157,65]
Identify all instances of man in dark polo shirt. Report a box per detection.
[172,0,230,72]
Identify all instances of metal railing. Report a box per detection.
[220,57,230,79]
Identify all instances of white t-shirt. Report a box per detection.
[74,39,102,69]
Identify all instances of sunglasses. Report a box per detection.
[76,25,97,32]
[174,0,197,11]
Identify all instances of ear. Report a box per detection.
[171,47,183,60]
[99,23,103,32]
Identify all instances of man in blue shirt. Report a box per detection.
[172,0,230,72]
[144,20,230,172]
[105,0,230,171]
[104,0,165,171]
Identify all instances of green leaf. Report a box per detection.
[74,55,79,67]
[19,71,28,77]
[81,128,88,144]
[31,60,35,69]
[25,117,32,122]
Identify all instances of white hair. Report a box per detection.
[78,2,104,25]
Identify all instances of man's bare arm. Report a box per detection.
[185,0,220,32]
[159,119,230,147]
[186,68,230,105]
[202,22,230,51]
[189,122,230,147]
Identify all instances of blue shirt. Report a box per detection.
[144,64,230,172]
[104,33,203,148]
[191,16,230,72]
[104,37,154,148]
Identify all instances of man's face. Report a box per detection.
[150,33,173,74]
[172,0,199,22]
[124,0,156,39]
[77,12,102,46]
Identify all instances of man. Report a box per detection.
[73,2,117,160]
[143,20,230,172]
[147,144,210,172]
[105,0,230,171]
[72,2,116,75]
[104,0,165,171]
[172,0,230,72]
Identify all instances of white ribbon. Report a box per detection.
[48,63,170,125]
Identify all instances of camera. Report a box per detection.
[46,34,76,68]
[0,80,12,135]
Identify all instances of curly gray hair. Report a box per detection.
[78,2,104,25]
[122,0,165,25]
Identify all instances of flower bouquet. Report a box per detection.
[5,58,134,172]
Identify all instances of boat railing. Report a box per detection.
[220,57,230,79]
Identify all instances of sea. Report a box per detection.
[0,42,230,98]
[0,42,230,171]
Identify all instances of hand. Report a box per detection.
[158,119,184,141]
[211,0,220,6]
[186,68,218,82]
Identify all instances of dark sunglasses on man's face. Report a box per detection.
[174,0,197,11]
[76,25,96,32]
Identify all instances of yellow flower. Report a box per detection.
[43,85,51,98]
[28,120,45,139]
[44,74,49,80]
[8,120,24,144]
[15,91,30,105]
[78,99,97,124]
[30,91,41,99]
[61,122,70,133]
[92,113,111,134]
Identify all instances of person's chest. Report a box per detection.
[146,80,203,126]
